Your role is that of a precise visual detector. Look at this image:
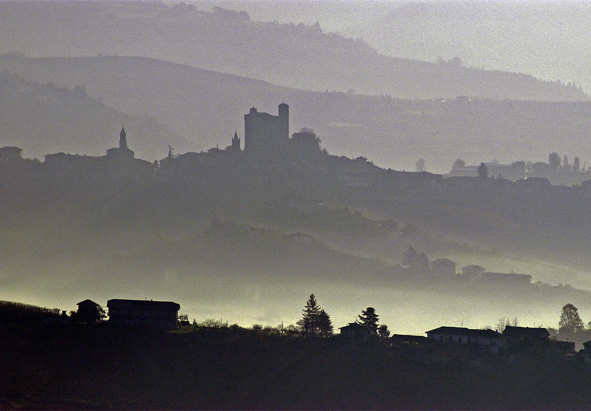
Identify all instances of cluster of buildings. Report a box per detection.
[447,158,591,187]
[77,298,180,330]
[0,103,440,190]
[6,102,591,195]
[417,259,533,286]
[342,322,591,365]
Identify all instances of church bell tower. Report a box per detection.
[119,127,127,150]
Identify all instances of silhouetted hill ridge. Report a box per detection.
[0,70,189,159]
[3,54,591,171]
[0,1,586,102]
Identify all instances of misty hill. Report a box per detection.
[0,1,586,102]
[339,1,591,97]
[0,71,189,159]
[3,54,591,172]
[3,146,591,331]
[206,0,591,95]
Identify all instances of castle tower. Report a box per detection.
[244,103,289,154]
[119,127,127,150]
[278,102,289,141]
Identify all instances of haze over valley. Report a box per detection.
[3,0,591,359]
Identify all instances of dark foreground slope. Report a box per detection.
[3,320,591,410]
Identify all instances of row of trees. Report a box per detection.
[549,152,584,173]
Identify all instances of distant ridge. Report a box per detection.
[3,54,591,172]
[0,1,586,102]
[0,70,189,160]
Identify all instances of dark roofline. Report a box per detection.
[391,334,431,342]
[77,299,100,306]
[0,146,23,152]
[426,326,503,338]
[339,322,366,330]
[107,299,180,310]
[503,326,550,337]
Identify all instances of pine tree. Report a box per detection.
[573,157,581,173]
[549,152,561,171]
[298,295,334,338]
[563,155,571,172]
[357,307,379,335]
[318,309,333,337]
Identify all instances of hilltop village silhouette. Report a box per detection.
[3,102,591,188]
[2,104,591,288]
[3,104,590,325]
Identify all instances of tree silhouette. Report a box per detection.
[402,246,417,266]
[417,252,429,273]
[402,246,429,273]
[299,294,321,337]
[415,158,425,172]
[563,154,571,172]
[559,303,584,333]
[573,157,581,173]
[452,158,466,170]
[357,307,379,335]
[378,324,390,339]
[298,294,332,337]
[318,309,333,337]
[549,152,561,171]
[477,162,488,178]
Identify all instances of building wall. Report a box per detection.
[107,300,180,330]
[427,332,504,352]
[244,104,289,153]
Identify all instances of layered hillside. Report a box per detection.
[2,147,591,332]
[0,71,189,159]
[2,54,591,171]
[0,1,586,101]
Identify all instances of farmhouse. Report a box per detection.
[107,299,180,330]
[426,326,505,352]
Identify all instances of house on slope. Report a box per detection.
[107,299,180,330]
[426,326,505,353]
[339,322,369,340]
[76,299,104,324]
[503,326,549,342]
[431,258,457,278]
[0,146,23,163]
[581,340,591,365]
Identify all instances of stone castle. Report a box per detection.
[244,103,289,154]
